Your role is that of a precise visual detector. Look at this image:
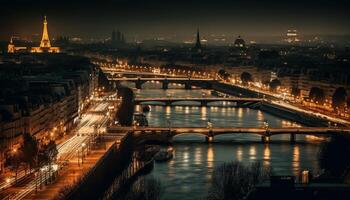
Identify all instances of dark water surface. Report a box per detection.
[126,82,321,200]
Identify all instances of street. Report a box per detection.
[0,100,112,200]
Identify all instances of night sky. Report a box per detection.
[1,0,350,41]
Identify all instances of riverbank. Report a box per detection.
[212,82,331,127]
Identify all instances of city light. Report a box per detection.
[1,1,350,200]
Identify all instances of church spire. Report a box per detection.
[195,27,201,49]
[8,36,15,53]
[40,16,51,48]
[194,27,202,52]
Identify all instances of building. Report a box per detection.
[0,54,97,170]
[7,37,27,53]
[234,35,246,48]
[285,29,300,43]
[110,29,126,46]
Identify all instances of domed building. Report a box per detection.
[234,35,246,48]
[226,35,250,66]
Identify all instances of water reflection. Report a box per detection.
[292,146,300,176]
[249,146,257,161]
[237,107,243,119]
[185,106,190,114]
[194,146,201,165]
[166,106,171,115]
[257,110,264,121]
[263,145,271,167]
[207,145,214,168]
[237,146,243,162]
[201,106,207,120]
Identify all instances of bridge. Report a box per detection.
[108,77,215,89]
[134,97,263,107]
[102,69,184,78]
[107,126,350,143]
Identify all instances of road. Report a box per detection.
[1,101,111,200]
[233,84,350,126]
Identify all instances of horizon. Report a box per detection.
[1,0,350,42]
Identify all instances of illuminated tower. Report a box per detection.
[40,16,51,48]
[31,16,60,53]
[8,37,15,53]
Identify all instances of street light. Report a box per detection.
[81,143,86,164]
[263,121,269,130]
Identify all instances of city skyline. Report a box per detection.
[1,0,350,41]
[1,1,350,200]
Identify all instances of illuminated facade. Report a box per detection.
[285,29,300,43]
[31,16,60,53]
[7,37,15,53]
[7,37,27,53]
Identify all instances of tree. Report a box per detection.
[123,177,163,200]
[38,140,58,183]
[318,135,350,179]
[269,79,281,92]
[208,161,271,200]
[218,69,231,82]
[240,72,253,85]
[39,140,58,167]
[332,87,347,110]
[291,87,300,98]
[98,69,113,91]
[8,149,22,183]
[21,132,39,172]
[116,86,135,126]
[309,87,325,104]
[0,141,6,173]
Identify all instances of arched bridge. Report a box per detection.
[108,77,215,89]
[134,97,263,107]
[103,69,182,78]
[107,126,350,143]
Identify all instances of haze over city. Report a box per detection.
[1,1,350,200]
[1,0,350,42]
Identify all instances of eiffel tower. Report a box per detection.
[31,16,60,53]
[40,16,51,48]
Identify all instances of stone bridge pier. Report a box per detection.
[135,78,146,89]
[162,80,169,90]
[205,131,214,143]
[184,81,192,90]
[261,130,297,144]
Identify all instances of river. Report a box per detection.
[125,82,322,200]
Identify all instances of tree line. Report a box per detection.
[6,132,58,182]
